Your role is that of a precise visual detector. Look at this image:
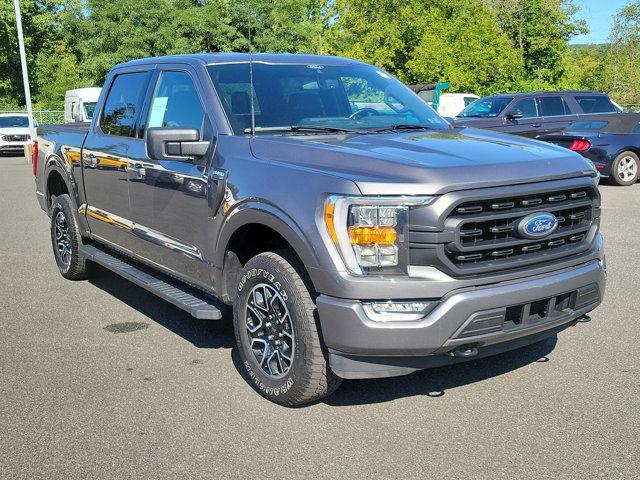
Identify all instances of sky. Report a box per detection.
[570,0,630,44]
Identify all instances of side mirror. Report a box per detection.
[146,127,211,162]
[506,110,524,120]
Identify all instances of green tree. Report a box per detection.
[485,0,587,86]
[329,0,522,94]
[561,44,607,92]
[604,0,640,105]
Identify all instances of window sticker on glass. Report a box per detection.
[148,96,168,128]
[307,64,324,70]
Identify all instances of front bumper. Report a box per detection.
[0,143,26,155]
[317,258,606,379]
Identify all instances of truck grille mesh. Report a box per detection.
[2,134,29,142]
[407,182,600,277]
[445,187,597,272]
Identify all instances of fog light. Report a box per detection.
[363,301,439,322]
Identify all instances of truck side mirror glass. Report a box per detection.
[506,110,524,120]
[146,127,211,162]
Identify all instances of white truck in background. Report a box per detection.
[64,88,101,123]
[438,93,479,117]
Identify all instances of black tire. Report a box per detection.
[233,251,341,406]
[609,151,639,186]
[50,194,89,280]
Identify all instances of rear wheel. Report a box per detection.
[233,251,341,406]
[50,194,89,280]
[610,151,639,186]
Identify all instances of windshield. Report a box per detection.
[457,96,514,118]
[0,116,29,128]
[83,102,97,120]
[207,63,450,134]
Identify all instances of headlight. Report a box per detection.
[324,195,436,275]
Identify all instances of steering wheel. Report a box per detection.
[349,108,382,120]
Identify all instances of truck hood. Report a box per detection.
[249,127,596,195]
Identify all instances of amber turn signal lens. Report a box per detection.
[325,201,339,244]
[348,226,397,245]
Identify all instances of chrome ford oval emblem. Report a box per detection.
[517,212,558,239]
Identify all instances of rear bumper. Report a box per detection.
[317,258,606,379]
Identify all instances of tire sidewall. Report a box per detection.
[612,152,639,186]
[233,256,313,403]
[50,195,83,277]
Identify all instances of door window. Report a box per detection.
[510,98,539,118]
[538,96,569,117]
[147,71,204,130]
[100,72,149,137]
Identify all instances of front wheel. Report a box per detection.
[50,194,89,280]
[233,251,341,406]
[610,151,639,186]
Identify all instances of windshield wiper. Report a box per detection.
[244,125,361,134]
[368,124,437,133]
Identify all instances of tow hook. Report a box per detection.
[449,345,479,358]
[577,315,592,323]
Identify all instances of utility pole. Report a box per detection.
[13,0,36,141]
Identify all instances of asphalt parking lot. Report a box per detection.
[0,155,638,479]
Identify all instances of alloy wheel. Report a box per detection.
[618,155,638,182]
[54,211,71,267]
[245,283,295,378]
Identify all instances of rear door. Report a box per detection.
[127,65,216,285]
[537,95,576,135]
[81,69,151,249]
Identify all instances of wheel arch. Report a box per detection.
[44,154,78,212]
[215,203,322,303]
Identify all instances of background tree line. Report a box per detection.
[0,0,639,109]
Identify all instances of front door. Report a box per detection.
[500,97,544,137]
[127,67,215,286]
[82,70,151,249]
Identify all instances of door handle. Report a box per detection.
[532,124,542,128]
[126,163,146,178]
[83,153,98,168]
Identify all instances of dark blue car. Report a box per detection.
[539,113,640,186]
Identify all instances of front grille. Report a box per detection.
[408,181,600,276]
[2,134,29,142]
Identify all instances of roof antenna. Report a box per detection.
[248,16,256,136]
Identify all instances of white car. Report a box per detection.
[0,113,34,157]
[438,93,480,118]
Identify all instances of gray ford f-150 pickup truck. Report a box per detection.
[34,53,606,406]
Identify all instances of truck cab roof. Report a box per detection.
[118,52,368,68]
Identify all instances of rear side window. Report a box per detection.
[147,71,205,131]
[575,95,616,114]
[567,121,608,131]
[100,72,149,137]
[538,96,569,116]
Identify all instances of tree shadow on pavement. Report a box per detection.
[324,335,557,406]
